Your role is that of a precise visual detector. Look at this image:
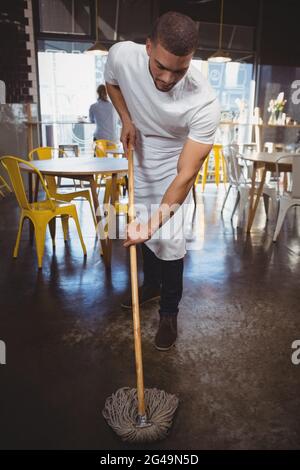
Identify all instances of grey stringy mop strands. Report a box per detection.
[102,387,179,443]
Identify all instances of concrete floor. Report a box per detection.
[0,184,300,450]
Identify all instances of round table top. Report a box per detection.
[20,157,128,176]
[242,152,297,165]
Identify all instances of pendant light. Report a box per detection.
[86,0,108,55]
[208,0,231,63]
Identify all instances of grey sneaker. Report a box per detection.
[154,314,177,351]
[121,284,161,309]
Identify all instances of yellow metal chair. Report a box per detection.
[94,139,119,157]
[57,144,81,188]
[94,140,116,193]
[102,177,129,216]
[0,156,87,269]
[0,174,12,198]
[94,140,128,215]
[29,147,97,227]
[195,144,227,192]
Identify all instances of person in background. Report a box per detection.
[89,84,117,142]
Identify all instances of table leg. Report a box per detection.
[28,173,34,244]
[87,175,108,265]
[247,163,266,232]
[34,176,40,202]
[28,173,33,202]
[215,147,220,186]
[221,152,227,186]
[48,217,56,246]
[202,155,209,192]
[105,173,118,267]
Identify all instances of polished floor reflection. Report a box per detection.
[0,184,300,450]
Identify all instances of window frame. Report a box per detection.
[33,0,96,42]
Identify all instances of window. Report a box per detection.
[98,0,158,42]
[193,59,255,145]
[197,22,255,53]
[37,41,112,153]
[38,0,92,36]
[193,60,254,116]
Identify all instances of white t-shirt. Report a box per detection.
[104,41,220,260]
[104,41,220,145]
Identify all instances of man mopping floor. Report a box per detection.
[105,11,220,351]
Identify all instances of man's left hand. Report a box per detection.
[123,221,150,247]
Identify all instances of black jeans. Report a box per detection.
[141,243,184,316]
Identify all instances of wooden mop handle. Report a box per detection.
[127,147,146,418]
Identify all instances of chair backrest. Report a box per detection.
[94,139,117,158]
[0,156,55,211]
[213,144,222,151]
[29,146,54,161]
[275,154,300,199]
[264,142,284,153]
[28,147,58,194]
[58,144,79,157]
[222,145,247,186]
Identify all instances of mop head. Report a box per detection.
[102,387,179,443]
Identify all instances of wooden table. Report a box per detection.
[242,152,295,232]
[21,157,128,267]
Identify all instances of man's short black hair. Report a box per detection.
[150,11,198,56]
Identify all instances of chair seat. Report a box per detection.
[243,181,276,191]
[52,189,92,200]
[30,199,73,212]
[115,201,128,214]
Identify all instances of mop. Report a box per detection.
[102,148,179,443]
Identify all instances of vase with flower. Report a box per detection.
[268,92,287,125]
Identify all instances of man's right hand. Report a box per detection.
[105,83,135,156]
[121,119,136,156]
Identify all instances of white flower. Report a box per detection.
[276,92,284,104]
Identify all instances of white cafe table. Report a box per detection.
[242,152,295,232]
[21,157,128,268]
